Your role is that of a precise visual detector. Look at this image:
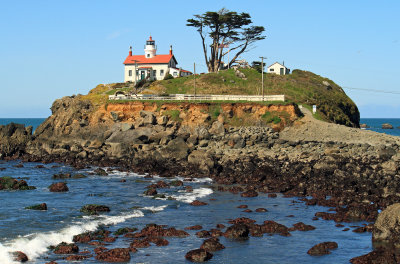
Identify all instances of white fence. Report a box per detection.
[108,94,285,102]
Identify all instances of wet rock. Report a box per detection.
[170,180,183,187]
[103,236,116,243]
[35,165,45,169]
[53,242,79,254]
[13,251,28,262]
[191,200,208,206]
[216,224,225,229]
[114,227,138,236]
[0,177,36,191]
[80,204,110,215]
[134,224,189,238]
[210,229,224,237]
[155,180,170,188]
[185,249,213,262]
[228,217,256,225]
[224,224,249,239]
[66,255,89,261]
[268,193,277,198]
[307,242,338,256]
[255,208,268,212]
[290,222,316,231]
[52,173,87,179]
[262,220,291,236]
[196,230,211,238]
[94,168,108,176]
[350,247,400,264]
[95,248,131,262]
[25,203,47,210]
[144,188,157,196]
[237,205,248,209]
[243,209,252,213]
[130,239,151,248]
[241,190,258,197]
[382,123,393,129]
[48,182,68,192]
[360,123,370,128]
[185,225,203,230]
[200,237,225,252]
[14,164,24,168]
[148,237,169,246]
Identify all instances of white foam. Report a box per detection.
[142,205,168,212]
[172,187,213,203]
[175,176,213,183]
[0,211,144,263]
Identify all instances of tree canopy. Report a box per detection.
[187,8,265,72]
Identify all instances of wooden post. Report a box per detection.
[194,62,196,98]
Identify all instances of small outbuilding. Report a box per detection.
[267,62,290,75]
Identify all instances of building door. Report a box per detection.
[140,71,145,80]
[280,68,284,75]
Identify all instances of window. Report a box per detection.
[160,69,164,76]
[173,72,177,76]
[270,68,274,72]
[153,70,156,76]
[147,54,150,58]
[128,70,132,76]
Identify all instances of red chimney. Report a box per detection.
[129,46,132,56]
[149,35,152,41]
[169,45,173,55]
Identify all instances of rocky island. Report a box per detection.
[1,68,399,262]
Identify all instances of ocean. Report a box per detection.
[360,118,400,137]
[0,117,397,263]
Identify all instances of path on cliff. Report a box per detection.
[279,106,400,146]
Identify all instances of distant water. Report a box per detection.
[360,118,400,137]
[0,118,46,132]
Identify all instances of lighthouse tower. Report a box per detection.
[144,36,157,58]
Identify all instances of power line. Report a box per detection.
[342,86,400,95]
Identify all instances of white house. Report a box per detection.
[123,36,192,82]
[267,62,290,75]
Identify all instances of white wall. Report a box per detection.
[267,63,290,75]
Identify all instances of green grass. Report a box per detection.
[162,110,182,122]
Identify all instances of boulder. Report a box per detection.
[48,182,68,192]
[350,248,400,264]
[80,204,110,215]
[121,123,134,132]
[187,150,215,173]
[25,203,47,210]
[200,237,225,252]
[382,123,394,129]
[190,200,208,206]
[360,123,370,128]
[160,137,189,160]
[185,249,213,262]
[307,242,338,256]
[185,225,203,230]
[95,248,131,262]
[0,177,36,191]
[140,110,156,125]
[373,203,400,247]
[13,251,28,262]
[208,121,225,136]
[240,190,258,197]
[53,242,79,254]
[290,222,316,231]
[224,224,249,239]
[157,115,169,126]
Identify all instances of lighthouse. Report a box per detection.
[144,36,156,58]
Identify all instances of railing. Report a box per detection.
[108,94,285,102]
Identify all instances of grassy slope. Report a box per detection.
[145,68,360,127]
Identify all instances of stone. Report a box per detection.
[373,203,400,247]
[53,242,79,254]
[360,123,370,128]
[140,110,156,125]
[190,200,208,206]
[160,137,189,160]
[0,177,36,191]
[80,204,110,215]
[185,249,213,262]
[200,237,225,252]
[307,242,338,256]
[255,208,268,212]
[157,115,169,126]
[209,121,225,136]
[224,224,249,239]
[13,251,28,262]
[196,230,211,238]
[240,190,258,197]
[121,123,134,131]
[382,123,393,129]
[290,222,316,231]
[144,188,157,196]
[185,225,203,230]
[66,255,89,261]
[95,248,131,262]
[48,182,68,192]
[25,203,47,210]
[187,150,215,173]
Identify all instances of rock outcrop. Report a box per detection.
[373,203,400,247]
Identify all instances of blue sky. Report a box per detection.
[0,0,399,118]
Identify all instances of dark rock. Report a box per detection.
[0,177,36,191]
[14,164,24,168]
[224,224,249,239]
[190,200,208,206]
[237,205,248,209]
[48,182,68,192]
[255,208,268,212]
[114,227,137,236]
[185,249,213,262]
[148,237,169,246]
[382,123,394,129]
[144,188,157,196]
[95,248,131,262]
[170,180,183,187]
[228,217,256,225]
[243,209,252,213]
[185,225,203,230]
[268,193,277,198]
[307,242,338,256]
[80,204,110,215]
[200,237,225,252]
[290,222,316,231]
[130,239,151,248]
[66,255,89,261]
[25,203,47,210]
[13,251,28,262]
[216,224,225,229]
[262,220,291,236]
[94,168,108,176]
[360,123,370,128]
[35,165,45,169]
[350,247,400,264]
[196,230,211,238]
[53,242,79,254]
[241,189,258,198]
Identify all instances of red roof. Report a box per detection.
[124,54,177,65]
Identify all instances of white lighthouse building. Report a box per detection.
[123,36,192,83]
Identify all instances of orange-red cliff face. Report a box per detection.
[102,102,300,130]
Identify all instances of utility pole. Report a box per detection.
[194,62,196,98]
[259,56,267,101]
